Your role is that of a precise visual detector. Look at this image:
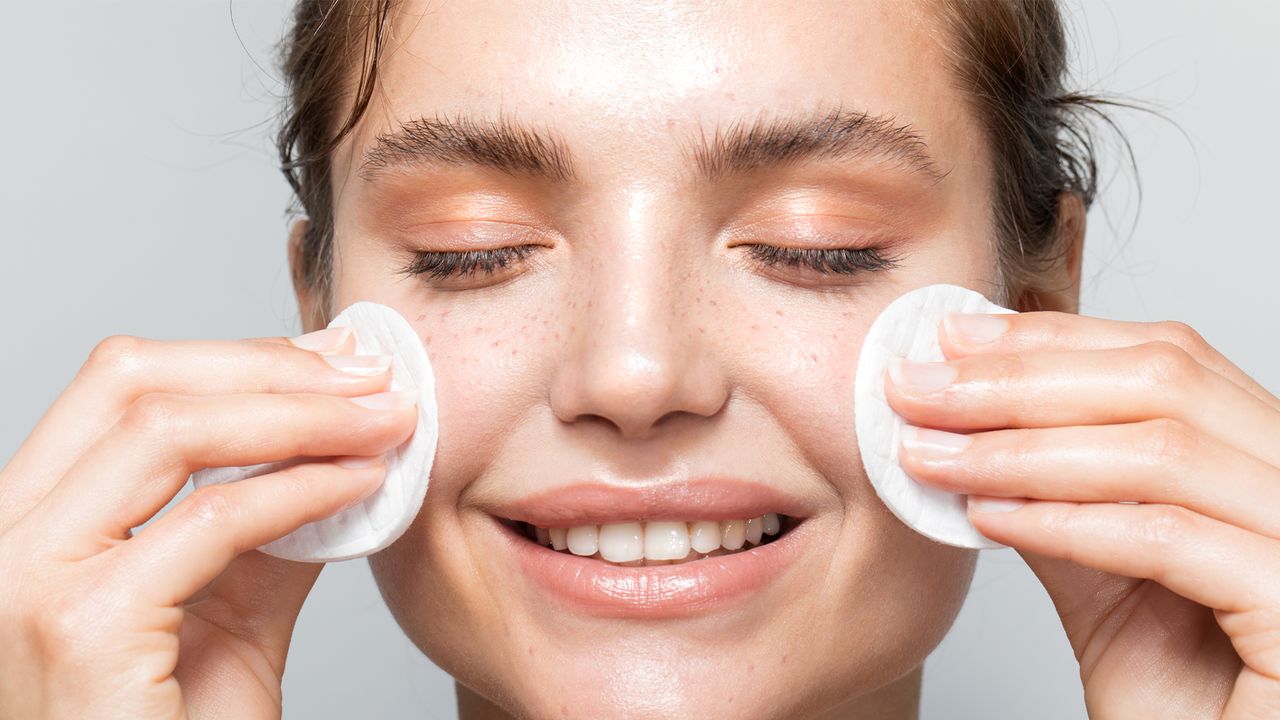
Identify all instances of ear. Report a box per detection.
[1012,192,1086,314]
[286,217,322,333]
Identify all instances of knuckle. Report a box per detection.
[1140,504,1199,550]
[84,334,149,380]
[1143,417,1200,466]
[32,595,96,650]
[119,392,185,436]
[182,486,240,529]
[1153,320,1207,355]
[1137,341,1198,386]
[990,351,1025,377]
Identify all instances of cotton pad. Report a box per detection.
[854,284,1016,549]
[190,301,439,562]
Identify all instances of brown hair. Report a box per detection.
[275,0,1118,324]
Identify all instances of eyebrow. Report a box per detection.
[356,105,943,185]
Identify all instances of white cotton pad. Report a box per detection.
[854,283,1016,549]
[190,301,439,562]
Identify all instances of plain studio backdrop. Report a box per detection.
[2,2,1276,718]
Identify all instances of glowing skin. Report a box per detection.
[309,0,1000,717]
[4,3,1279,719]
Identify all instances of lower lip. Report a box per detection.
[490,515,812,618]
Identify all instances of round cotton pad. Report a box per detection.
[854,284,1016,549]
[190,301,439,562]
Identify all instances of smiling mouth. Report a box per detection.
[503,513,796,567]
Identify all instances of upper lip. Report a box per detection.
[486,476,814,527]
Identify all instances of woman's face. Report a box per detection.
[314,0,999,716]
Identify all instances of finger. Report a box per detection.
[0,328,387,531]
[965,499,1280,614]
[939,311,1280,414]
[114,457,386,607]
[22,389,417,556]
[884,341,1280,468]
[899,419,1280,541]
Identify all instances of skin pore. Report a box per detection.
[289,0,1080,717]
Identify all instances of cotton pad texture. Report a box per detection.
[855,284,1016,549]
[189,301,439,563]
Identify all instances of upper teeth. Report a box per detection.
[529,513,783,564]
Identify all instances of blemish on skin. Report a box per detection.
[415,312,426,322]
[709,299,718,307]
[439,309,451,319]
[775,309,784,317]
[781,653,789,665]
[750,324,759,332]
[491,340,500,348]
[527,645,534,657]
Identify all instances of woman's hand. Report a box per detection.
[0,328,418,719]
[886,311,1280,718]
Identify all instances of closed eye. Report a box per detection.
[395,242,902,284]
[742,244,902,274]
[396,246,539,281]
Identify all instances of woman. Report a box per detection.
[2,0,1277,717]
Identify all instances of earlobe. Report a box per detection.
[1012,192,1087,314]
[286,217,320,333]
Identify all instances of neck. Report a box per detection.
[455,665,922,719]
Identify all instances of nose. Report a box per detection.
[549,222,729,440]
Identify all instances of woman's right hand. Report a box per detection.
[0,328,419,719]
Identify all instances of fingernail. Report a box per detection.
[325,354,392,377]
[289,326,351,352]
[944,313,1008,344]
[333,454,384,469]
[349,389,417,410]
[888,357,957,393]
[901,425,971,457]
[968,495,1027,513]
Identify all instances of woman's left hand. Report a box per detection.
[886,310,1280,719]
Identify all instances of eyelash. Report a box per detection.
[397,246,539,281]
[740,244,902,275]
[397,244,901,281]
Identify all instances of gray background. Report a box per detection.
[2,2,1276,718]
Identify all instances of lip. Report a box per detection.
[489,515,812,618]
[490,476,814,527]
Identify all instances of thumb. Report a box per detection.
[1014,547,1143,660]
[201,550,325,671]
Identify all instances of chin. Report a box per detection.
[368,495,977,720]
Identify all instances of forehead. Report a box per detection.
[333,0,977,185]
